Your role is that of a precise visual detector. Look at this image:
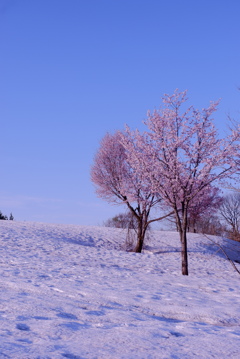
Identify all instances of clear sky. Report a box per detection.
[1,0,240,226]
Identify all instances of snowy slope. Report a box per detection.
[0,221,240,359]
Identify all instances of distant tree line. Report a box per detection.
[0,211,14,220]
[104,193,240,242]
[103,212,137,229]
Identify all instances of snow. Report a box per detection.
[0,221,240,359]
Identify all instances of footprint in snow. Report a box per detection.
[170,331,184,337]
[16,323,30,331]
[85,310,105,316]
[62,353,85,359]
[57,312,78,320]
[60,322,90,331]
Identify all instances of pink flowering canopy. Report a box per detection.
[91,131,160,209]
[121,90,240,208]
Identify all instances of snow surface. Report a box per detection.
[0,220,240,359]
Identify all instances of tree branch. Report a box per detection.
[203,234,240,276]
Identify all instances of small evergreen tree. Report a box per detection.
[0,211,8,220]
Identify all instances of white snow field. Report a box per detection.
[0,221,240,359]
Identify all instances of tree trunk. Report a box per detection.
[175,203,189,275]
[135,234,144,253]
[134,219,147,253]
[181,205,189,275]
[180,229,188,275]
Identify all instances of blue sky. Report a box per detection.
[1,0,240,225]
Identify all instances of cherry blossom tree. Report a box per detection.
[187,186,223,233]
[91,131,173,252]
[166,185,223,233]
[121,90,240,274]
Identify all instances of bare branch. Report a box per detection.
[203,234,240,276]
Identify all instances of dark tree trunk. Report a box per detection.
[181,205,189,275]
[175,203,189,275]
[135,235,144,253]
[134,218,147,253]
[180,229,188,275]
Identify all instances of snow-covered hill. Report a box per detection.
[0,221,240,358]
